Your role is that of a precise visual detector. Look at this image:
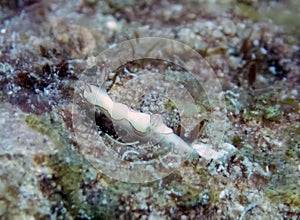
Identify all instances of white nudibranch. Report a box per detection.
[82,84,233,160]
[83,84,193,154]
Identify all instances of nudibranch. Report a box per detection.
[83,84,193,154]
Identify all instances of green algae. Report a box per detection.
[280,98,299,108]
[242,88,284,123]
[265,184,300,207]
[25,113,216,218]
[236,1,300,34]
[104,0,136,11]
[232,135,243,148]
[19,32,29,43]
[208,189,221,205]
[242,109,261,122]
[257,104,282,122]
[25,114,61,138]
[236,3,262,22]
[48,156,119,219]
[285,143,300,161]
[284,124,300,162]
[25,113,119,219]
[237,118,300,208]
[263,123,300,208]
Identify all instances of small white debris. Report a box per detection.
[180,215,188,220]
[253,39,260,46]
[0,28,6,34]
[219,189,229,200]
[217,71,225,78]
[43,88,49,95]
[199,189,210,205]
[291,89,298,96]
[269,66,276,74]
[260,47,267,55]
[106,20,118,30]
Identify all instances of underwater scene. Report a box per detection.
[0,0,299,219]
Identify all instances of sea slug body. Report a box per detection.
[83,84,192,154]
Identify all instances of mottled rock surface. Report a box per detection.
[0,0,299,219]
